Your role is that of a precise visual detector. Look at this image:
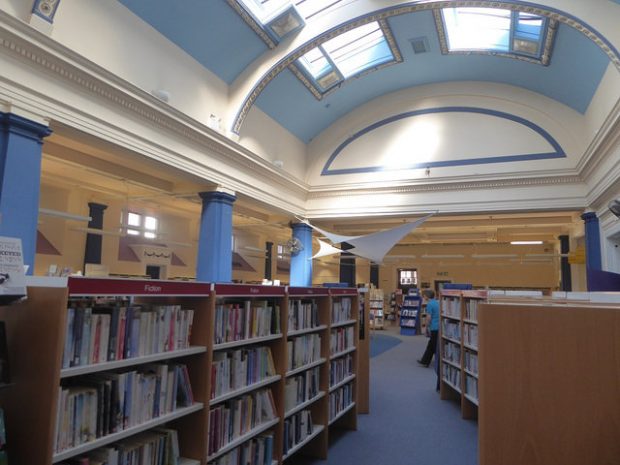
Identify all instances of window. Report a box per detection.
[439,7,552,63]
[399,269,418,286]
[295,21,399,94]
[123,212,158,239]
[277,243,286,259]
[235,0,344,24]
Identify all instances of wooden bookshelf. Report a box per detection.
[0,278,362,465]
[439,289,486,420]
[478,297,620,465]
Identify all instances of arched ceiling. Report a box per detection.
[117,0,617,143]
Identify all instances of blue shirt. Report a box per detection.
[426,298,440,331]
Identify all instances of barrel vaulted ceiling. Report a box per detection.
[117,0,618,145]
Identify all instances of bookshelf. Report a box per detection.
[439,289,486,420]
[281,286,329,462]
[400,291,421,335]
[0,278,362,465]
[368,288,384,330]
[478,295,620,465]
[327,288,359,433]
[209,283,286,465]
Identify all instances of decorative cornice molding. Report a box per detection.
[0,11,308,205]
[307,175,583,199]
[232,0,620,135]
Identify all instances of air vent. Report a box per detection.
[410,36,429,54]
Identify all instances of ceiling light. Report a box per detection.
[421,254,465,258]
[510,241,543,245]
[471,254,518,259]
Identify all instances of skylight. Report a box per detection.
[236,0,343,24]
[441,7,548,59]
[297,21,396,92]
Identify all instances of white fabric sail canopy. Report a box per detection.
[311,238,343,259]
[302,213,434,264]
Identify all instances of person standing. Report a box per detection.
[417,289,439,367]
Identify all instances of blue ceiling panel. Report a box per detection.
[255,10,610,142]
[118,0,267,84]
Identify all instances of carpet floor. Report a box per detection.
[294,325,479,465]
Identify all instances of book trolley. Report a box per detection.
[0,277,363,465]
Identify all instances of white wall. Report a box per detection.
[306,82,587,185]
[240,107,308,180]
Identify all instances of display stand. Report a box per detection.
[399,291,421,335]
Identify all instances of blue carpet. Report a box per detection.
[370,333,402,358]
[296,330,479,465]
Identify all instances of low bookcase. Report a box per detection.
[0,277,362,465]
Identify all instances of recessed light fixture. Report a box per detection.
[510,241,543,245]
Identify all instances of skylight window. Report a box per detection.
[296,21,397,93]
[440,7,549,60]
[237,0,343,23]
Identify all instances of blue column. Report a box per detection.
[196,191,236,283]
[581,211,602,290]
[0,112,52,274]
[290,223,313,287]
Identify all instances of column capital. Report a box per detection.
[580,211,598,223]
[0,112,52,143]
[198,190,236,205]
[87,202,108,212]
[291,222,312,233]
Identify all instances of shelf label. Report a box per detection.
[68,277,211,296]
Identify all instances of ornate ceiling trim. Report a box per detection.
[0,11,308,209]
[307,174,583,198]
[232,0,620,135]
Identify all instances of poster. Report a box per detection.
[0,237,26,304]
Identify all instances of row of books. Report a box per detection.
[463,323,478,348]
[442,320,461,341]
[207,389,277,456]
[330,327,354,355]
[55,363,194,453]
[465,374,478,399]
[211,347,276,399]
[284,367,320,412]
[288,300,319,332]
[57,428,180,465]
[328,383,353,421]
[441,297,460,318]
[442,363,461,389]
[214,302,280,345]
[208,433,274,465]
[62,305,194,368]
[329,355,353,387]
[464,350,478,374]
[400,309,417,318]
[283,410,314,455]
[442,341,461,364]
[287,334,321,371]
[464,299,479,321]
[331,298,352,324]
